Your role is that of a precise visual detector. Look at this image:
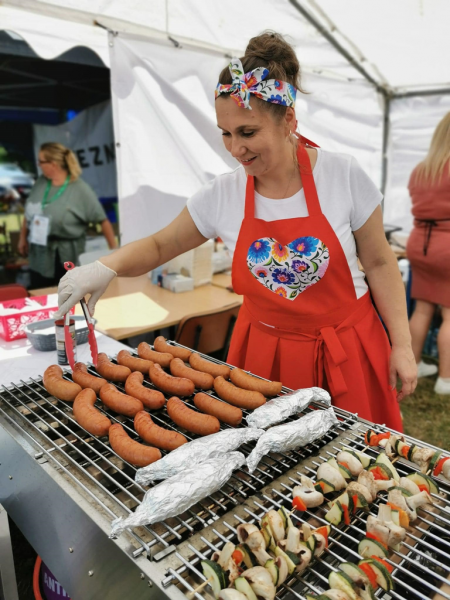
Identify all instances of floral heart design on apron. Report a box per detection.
[247,236,330,300]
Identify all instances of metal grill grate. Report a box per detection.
[164,419,450,600]
[0,346,351,564]
[1,344,449,600]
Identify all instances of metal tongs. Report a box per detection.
[63,261,98,369]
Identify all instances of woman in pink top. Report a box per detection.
[407,112,450,394]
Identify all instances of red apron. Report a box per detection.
[228,141,402,431]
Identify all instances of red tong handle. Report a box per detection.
[63,262,76,368]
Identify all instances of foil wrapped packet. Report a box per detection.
[246,407,338,473]
[135,428,264,485]
[111,451,245,537]
[246,387,331,429]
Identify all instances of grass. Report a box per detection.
[401,370,450,451]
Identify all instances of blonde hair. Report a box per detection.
[415,112,450,184]
[40,142,82,181]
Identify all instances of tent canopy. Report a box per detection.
[1,0,450,238]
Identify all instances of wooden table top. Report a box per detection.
[30,274,242,341]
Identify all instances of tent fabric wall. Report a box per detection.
[111,32,383,245]
[384,94,450,233]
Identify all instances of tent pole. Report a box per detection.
[287,0,386,95]
[393,87,450,99]
[380,94,391,208]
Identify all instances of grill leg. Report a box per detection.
[0,505,19,600]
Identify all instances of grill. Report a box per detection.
[0,343,449,600]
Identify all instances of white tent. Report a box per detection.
[2,0,450,244]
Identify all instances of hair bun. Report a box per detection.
[244,31,300,83]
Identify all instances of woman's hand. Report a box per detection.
[54,260,117,318]
[389,344,417,401]
[18,235,28,257]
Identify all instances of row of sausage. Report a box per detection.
[41,338,283,468]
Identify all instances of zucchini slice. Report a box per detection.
[359,559,394,591]
[337,463,353,480]
[201,559,228,598]
[353,451,373,469]
[351,491,369,511]
[334,491,354,514]
[328,571,359,600]
[274,546,297,575]
[325,501,344,525]
[306,534,317,555]
[406,472,439,495]
[375,453,400,481]
[429,450,442,473]
[327,457,342,472]
[264,559,279,586]
[408,444,417,461]
[339,562,371,587]
[234,576,258,600]
[315,478,336,494]
[236,544,258,569]
[388,486,413,497]
[278,505,294,530]
[358,537,388,559]
[368,463,394,480]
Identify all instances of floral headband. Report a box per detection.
[215,58,296,110]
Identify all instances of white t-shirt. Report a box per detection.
[187,148,382,299]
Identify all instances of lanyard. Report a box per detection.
[42,175,70,208]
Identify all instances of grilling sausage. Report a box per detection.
[194,392,243,427]
[43,365,81,401]
[72,362,107,394]
[170,358,214,390]
[137,342,173,368]
[99,383,144,417]
[214,376,266,409]
[189,353,230,379]
[166,396,220,436]
[149,363,195,397]
[230,368,282,397]
[116,350,152,374]
[125,371,166,410]
[73,388,111,437]
[96,353,131,382]
[134,411,187,450]
[154,336,191,361]
[109,423,161,467]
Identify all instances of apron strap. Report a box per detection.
[244,135,322,218]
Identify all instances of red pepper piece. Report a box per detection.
[359,562,379,589]
[292,496,307,512]
[371,555,394,573]
[434,456,450,477]
[232,550,243,565]
[342,503,350,525]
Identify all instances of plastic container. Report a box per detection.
[0,295,74,341]
[24,316,95,352]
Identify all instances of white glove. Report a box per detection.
[54,260,117,318]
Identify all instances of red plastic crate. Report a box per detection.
[0,295,75,341]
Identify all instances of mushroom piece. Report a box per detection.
[237,523,260,545]
[443,460,450,481]
[219,590,248,600]
[246,531,272,566]
[296,545,312,573]
[242,566,276,600]
[399,477,421,496]
[347,481,372,504]
[386,522,406,547]
[322,590,352,600]
[411,447,435,472]
[406,490,433,511]
[261,510,285,544]
[275,556,289,586]
[388,489,417,521]
[374,478,398,492]
[366,515,390,547]
[313,533,327,556]
[292,485,324,508]
[357,470,377,502]
[317,462,347,491]
[337,451,363,476]
[285,526,302,554]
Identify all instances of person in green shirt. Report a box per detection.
[18,142,117,289]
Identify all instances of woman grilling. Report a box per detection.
[55,33,415,429]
